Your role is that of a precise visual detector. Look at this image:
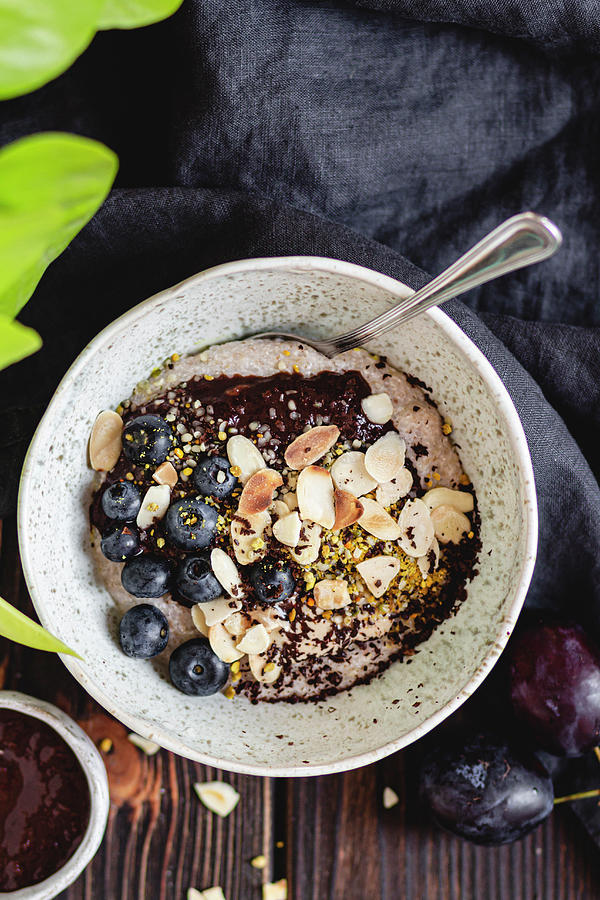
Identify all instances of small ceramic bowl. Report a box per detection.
[18,257,537,777]
[0,691,109,899]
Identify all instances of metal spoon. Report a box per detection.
[257,212,562,358]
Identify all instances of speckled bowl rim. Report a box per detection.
[0,691,110,899]
[18,256,537,777]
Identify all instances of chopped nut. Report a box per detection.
[136,484,171,529]
[128,733,161,755]
[250,855,267,869]
[238,468,283,516]
[361,392,394,425]
[430,504,471,544]
[282,491,298,511]
[89,410,123,471]
[226,434,266,483]
[330,451,377,497]
[332,489,364,531]
[314,578,351,609]
[272,511,302,547]
[357,498,402,540]
[383,786,400,809]
[375,468,413,507]
[284,424,340,469]
[271,499,291,518]
[397,498,435,557]
[153,460,178,487]
[357,555,401,598]
[194,781,240,817]
[249,653,282,684]
[263,879,287,900]
[210,547,245,598]
[423,486,474,514]
[364,432,406,483]
[290,521,322,565]
[231,510,271,565]
[201,597,242,627]
[99,737,113,754]
[297,466,335,529]
[208,622,245,662]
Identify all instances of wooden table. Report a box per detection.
[3,516,600,900]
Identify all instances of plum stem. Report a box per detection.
[554,788,600,805]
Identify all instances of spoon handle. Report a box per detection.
[329,212,562,354]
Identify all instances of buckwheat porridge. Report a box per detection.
[88,338,480,702]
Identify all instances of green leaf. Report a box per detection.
[0,596,82,657]
[0,133,118,318]
[0,0,104,100]
[98,0,183,30]
[0,314,42,369]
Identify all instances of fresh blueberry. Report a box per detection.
[164,497,218,550]
[175,554,222,605]
[119,604,169,659]
[122,414,172,466]
[169,638,229,696]
[101,524,140,561]
[249,557,296,604]
[193,455,237,499]
[121,554,172,598]
[101,481,141,521]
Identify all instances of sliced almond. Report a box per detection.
[223,611,251,636]
[272,511,302,547]
[383,787,400,809]
[230,510,271,565]
[284,424,340,469]
[271,499,290,518]
[238,469,283,516]
[153,460,178,488]
[361,392,394,425]
[297,466,335,529]
[187,889,206,900]
[397,498,435,557]
[89,410,123,471]
[201,597,242,627]
[357,498,402,540]
[314,578,351,610]
[375,468,413,507]
[364,432,406,483]
[330,451,378,497]
[191,604,209,636]
[236,623,271,655]
[210,548,245,598]
[248,653,282,684]
[263,881,287,900]
[356,555,401,598]
[431,504,471,544]
[290,521,322,565]
[136,483,171,529]
[202,890,228,900]
[193,781,240,817]
[333,489,364,530]
[417,537,440,578]
[226,434,266,483]
[128,733,161,755]
[208,622,245,662]
[250,607,287,633]
[423,486,474,514]
[282,491,298,511]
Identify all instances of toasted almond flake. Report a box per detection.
[191,604,209,636]
[430,504,471,544]
[332,489,364,530]
[364,432,406,483]
[375,468,413,507]
[272,511,302,547]
[226,434,266,483]
[417,537,440,578]
[314,578,351,610]
[383,787,400,809]
[89,410,123,471]
[210,548,245,598]
[290,521,322,565]
[249,653,282,684]
[330,450,378,497]
[423,486,474,513]
[201,597,242,627]
[297,466,335,529]
[194,781,240,817]
[284,424,340,469]
[136,484,171,529]
[202,889,227,900]
[236,623,270,655]
[128,733,160,755]
[251,855,267,869]
[223,611,252,637]
[397,498,435,557]
[231,510,271,565]
[263,879,287,900]
[282,491,298,511]
[208,623,245,662]
[356,555,401,598]
[238,469,283,516]
[153,460,178,487]
[361,392,394,425]
[271,499,290,518]
[357,498,402,540]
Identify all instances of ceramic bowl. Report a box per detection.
[0,691,109,898]
[18,257,537,777]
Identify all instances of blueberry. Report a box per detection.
[248,557,296,604]
[169,638,229,696]
[193,455,237,499]
[164,497,218,550]
[175,554,222,605]
[121,554,172,598]
[119,604,169,658]
[101,481,141,521]
[101,524,140,561]
[122,414,172,466]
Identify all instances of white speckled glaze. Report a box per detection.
[18,257,537,777]
[0,691,109,899]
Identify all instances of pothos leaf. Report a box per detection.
[0,596,82,657]
[98,0,184,30]
[0,133,118,318]
[0,314,42,369]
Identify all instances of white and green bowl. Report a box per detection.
[18,257,537,777]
